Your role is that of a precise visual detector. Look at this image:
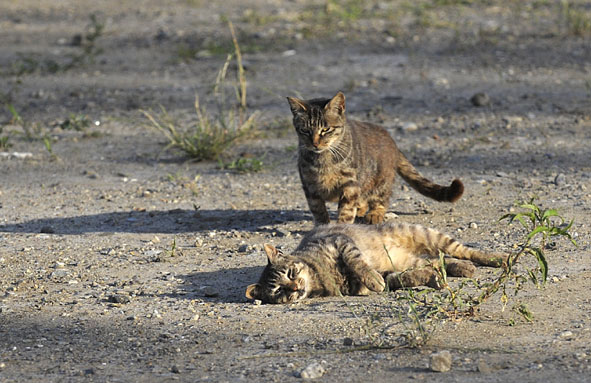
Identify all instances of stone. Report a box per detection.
[108,294,130,304]
[560,330,573,339]
[201,286,219,298]
[477,359,493,373]
[343,337,354,346]
[398,122,418,132]
[430,350,452,372]
[470,92,490,107]
[40,226,55,234]
[554,173,566,186]
[50,269,70,279]
[238,244,248,253]
[299,362,325,379]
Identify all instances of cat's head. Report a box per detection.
[287,92,346,153]
[245,244,312,304]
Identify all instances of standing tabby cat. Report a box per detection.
[245,222,507,304]
[288,92,464,224]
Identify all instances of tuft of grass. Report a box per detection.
[561,0,591,36]
[143,98,257,162]
[145,22,257,161]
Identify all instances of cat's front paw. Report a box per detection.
[363,270,386,292]
[365,211,384,224]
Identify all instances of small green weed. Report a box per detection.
[5,14,104,76]
[352,198,576,349]
[218,157,264,173]
[56,113,92,131]
[0,127,12,151]
[561,0,591,36]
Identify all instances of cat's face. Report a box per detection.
[287,92,346,153]
[245,244,311,304]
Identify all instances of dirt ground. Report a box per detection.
[1,1,590,382]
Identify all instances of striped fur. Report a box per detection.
[287,92,463,225]
[246,222,507,304]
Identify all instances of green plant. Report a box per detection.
[143,97,257,162]
[57,113,92,131]
[144,22,257,161]
[561,0,591,36]
[218,157,264,173]
[5,14,104,76]
[0,127,12,151]
[349,198,576,349]
[63,14,105,70]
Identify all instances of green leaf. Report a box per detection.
[527,226,550,240]
[530,248,548,284]
[541,209,559,221]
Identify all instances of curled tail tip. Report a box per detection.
[447,179,464,203]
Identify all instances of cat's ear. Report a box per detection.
[287,97,308,115]
[325,91,346,116]
[263,243,281,264]
[245,283,261,300]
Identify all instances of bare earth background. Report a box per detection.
[1,1,590,382]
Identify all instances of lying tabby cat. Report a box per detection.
[245,222,507,304]
[288,92,463,224]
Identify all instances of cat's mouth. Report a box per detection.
[309,145,328,153]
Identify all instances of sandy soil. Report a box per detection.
[1,1,590,382]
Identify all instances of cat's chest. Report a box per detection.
[304,165,354,197]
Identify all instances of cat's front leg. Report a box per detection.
[337,182,361,224]
[304,187,330,224]
[335,235,386,293]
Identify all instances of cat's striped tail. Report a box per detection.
[396,151,464,203]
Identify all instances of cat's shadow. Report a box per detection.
[163,266,263,304]
[0,208,312,234]
[0,207,424,235]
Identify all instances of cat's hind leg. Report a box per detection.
[444,258,476,278]
[385,268,441,289]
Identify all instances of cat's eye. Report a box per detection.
[287,268,297,280]
[320,127,333,136]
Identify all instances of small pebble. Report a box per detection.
[40,226,55,234]
[560,330,573,339]
[430,350,452,372]
[50,269,70,279]
[108,294,130,304]
[201,286,219,298]
[343,338,354,346]
[470,92,490,107]
[299,362,325,379]
[554,173,566,186]
[238,244,248,253]
[399,122,418,132]
[477,359,492,373]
